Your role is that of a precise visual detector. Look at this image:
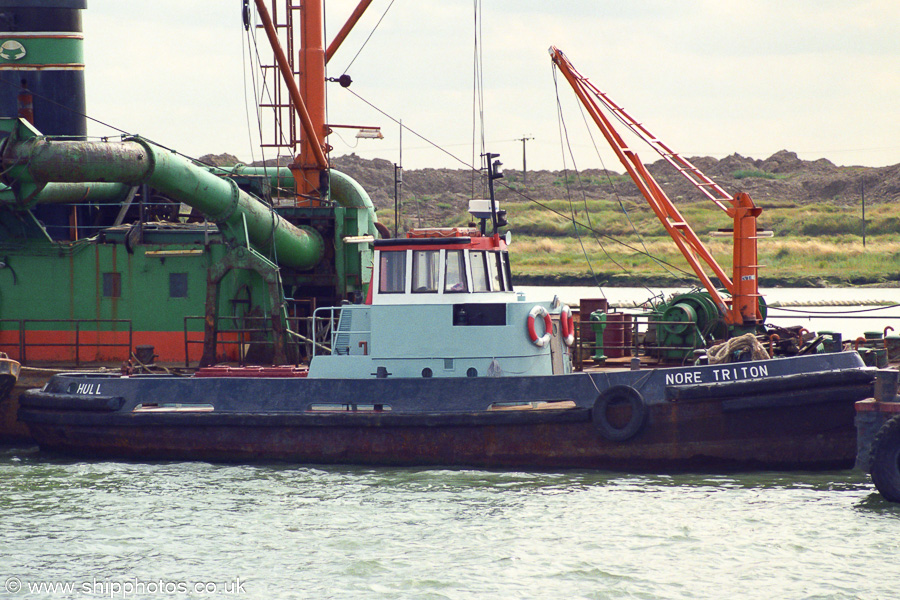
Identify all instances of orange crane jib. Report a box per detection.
[549,46,762,328]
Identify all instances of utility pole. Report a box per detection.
[516,135,533,187]
[861,181,866,248]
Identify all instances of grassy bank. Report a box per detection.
[377,193,900,286]
[507,234,900,288]
[491,198,900,287]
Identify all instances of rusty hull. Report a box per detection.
[21,398,858,471]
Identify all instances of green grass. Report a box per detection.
[732,169,785,180]
[379,193,900,284]
[501,197,900,284]
[500,197,897,240]
[508,232,900,284]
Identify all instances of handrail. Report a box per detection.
[0,318,132,366]
[573,313,709,371]
[183,314,332,367]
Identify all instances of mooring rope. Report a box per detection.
[707,333,770,364]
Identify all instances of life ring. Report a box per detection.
[591,385,647,442]
[560,304,575,346]
[869,415,900,502]
[527,305,553,347]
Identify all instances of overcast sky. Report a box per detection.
[82,0,899,171]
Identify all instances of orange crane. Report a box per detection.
[549,47,763,332]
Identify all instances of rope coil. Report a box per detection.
[707,333,770,364]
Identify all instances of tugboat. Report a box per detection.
[18,157,875,469]
[10,1,878,469]
[17,205,874,468]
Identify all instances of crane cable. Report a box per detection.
[552,63,683,287]
[552,66,610,295]
[344,86,698,275]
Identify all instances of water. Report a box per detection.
[4,286,900,599]
[2,450,900,599]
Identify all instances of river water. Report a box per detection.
[3,286,900,599]
[2,453,899,599]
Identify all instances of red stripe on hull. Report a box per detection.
[0,330,240,363]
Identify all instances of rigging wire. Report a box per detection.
[242,17,260,166]
[247,14,293,157]
[552,66,688,295]
[551,67,609,295]
[551,63,680,289]
[0,78,130,137]
[471,0,487,200]
[570,78,676,280]
[341,0,397,75]
[343,86,695,273]
[1,76,252,182]
[548,65,712,288]
[769,304,900,315]
[242,6,305,198]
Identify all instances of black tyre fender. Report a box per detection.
[592,385,648,442]
[869,415,900,503]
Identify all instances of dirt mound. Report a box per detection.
[330,152,899,215]
[197,153,241,167]
[198,151,899,219]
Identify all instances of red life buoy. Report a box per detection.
[560,304,575,346]
[527,305,552,347]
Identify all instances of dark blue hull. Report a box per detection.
[20,352,874,471]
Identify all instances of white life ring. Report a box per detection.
[527,305,553,347]
[560,304,575,346]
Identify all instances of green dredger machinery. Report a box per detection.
[592,291,768,362]
[0,118,379,366]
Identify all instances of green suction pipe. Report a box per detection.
[2,136,324,269]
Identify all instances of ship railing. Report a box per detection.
[0,318,133,366]
[182,314,331,367]
[572,311,706,371]
[286,315,333,359]
[311,306,369,357]
[183,315,280,367]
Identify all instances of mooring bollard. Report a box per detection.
[873,369,900,403]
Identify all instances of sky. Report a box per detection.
[81,0,900,172]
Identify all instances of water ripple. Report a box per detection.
[1,451,899,599]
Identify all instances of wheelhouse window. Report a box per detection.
[412,250,439,293]
[502,250,514,291]
[444,250,468,293]
[470,251,489,292]
[379,251,406,293]
[487,251,504,291]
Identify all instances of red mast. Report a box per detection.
[254,1,374,205]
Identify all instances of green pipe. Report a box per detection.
[0,181,134,208]
[219,164,296,194]
[330,169,379,237]
[210,165,378,235]
[3,137,324,269]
